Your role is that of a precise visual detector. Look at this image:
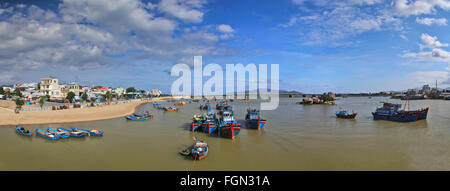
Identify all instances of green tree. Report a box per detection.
[81,93,88,103]
[66,92,76,103]
[0,87,4,95]
[39,96,45,108]
[126,87,136,93]
[14,88,22,97]
[15,98,24,109]
[90,97,97,103]
[105,91,112,103]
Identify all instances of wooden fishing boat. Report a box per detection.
[57,128,87,138]
[163,106,179,112]
[372,99,428,122]
[191,140,208,160]
[174,101,186,106]
[335,110,357,119]
[72,127,103,136]
[245,109,266,130]
[35,128,59,140]
[191,115,204,131]
[201,112,218,134]
[125,115,149,121]
[217,110,241,139]
[133,111,152,118]
[46,127,70,138]
[15,125,32,136]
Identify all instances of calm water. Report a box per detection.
[1,97,450,170]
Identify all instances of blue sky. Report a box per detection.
[0,0,449,93]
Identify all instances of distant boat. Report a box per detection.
[335,110,357,119]
[46,127,70,138]
[72,127,103,136]
[35,128,59,140]
[163,106,179,112]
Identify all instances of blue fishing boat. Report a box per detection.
[15,125,32,136]
[125,115,149,121]
[335,108,357,119]
[191,140,208,160]
[199,102,211,110]
[46,127,70,138]
[216,110,241,139]
[191,114,204,131]
[35,128,59,140]
[201,112,218,134]
[245,109,266,130]
[72,127,103,136]
[372,102,426,122]
[57,127,87,138]
[153,103,164,110]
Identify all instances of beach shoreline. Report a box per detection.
[0,98,169,126]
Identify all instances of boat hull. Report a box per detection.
[218,124,241,139]
[246,119,265,130]
[15,126,32,136]
[336,113,357,119]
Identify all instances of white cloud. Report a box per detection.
[416,17,447,26]
[157,0,206,23]
[217,24,234,33]
[420,33,449,49]
[407,71,449,85]
[393,0,450,16]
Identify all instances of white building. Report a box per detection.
[151,89,162,97]
[39,78,62,99]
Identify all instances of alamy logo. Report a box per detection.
[170,56,279,110]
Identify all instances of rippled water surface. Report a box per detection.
[1,97,449,170]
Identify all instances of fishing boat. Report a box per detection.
[57,128,87,138]
[164,106,179,112]
[335,108,357,119]
[35,128,59,140]
[201,112,218,134]
[191,140,208,160]
[133,111,152,118]
[215,102,225,110]
[174,101,186,106]
[216,110,241,139]
[199,102,211,110]
[191,114,204,131]
[15,125,32,136]
[371,101,428,122]
[153,103,165,110]
[245,109,266,130]
[72,127,103,136]
[125,115,149,121]
[46,127,70,138]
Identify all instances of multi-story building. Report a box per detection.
[39,78,62,99]
[61,83,80,97]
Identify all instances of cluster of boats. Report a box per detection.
[15,125,103,140]
[153,103,179,112]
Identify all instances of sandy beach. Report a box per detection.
[0,98,167,126]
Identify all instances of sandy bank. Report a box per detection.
[0,98,168,126]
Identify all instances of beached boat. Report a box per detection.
[245,109,266,130]
[15,125,32,136]
[335,110,357,119]
[35,128,59,140]
[46,127,70,138]
[216,110,241,139]
[72,127,103,136]
[163,106,179,112]
[191,140,208,160]
[57,127,87,138]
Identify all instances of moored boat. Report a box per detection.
[35,128,59,140]
[57,127,87,138]
[163,106,179,112]
[216,110,241,139]
[245,109,266,130]
[125,115,149,121]
[15,125,32,136]
[371,102,427,122]
[191,115,204,131]
[174,101,186,106]
[46,127,70,138]
[72,127,103,136]
[201,112,218,134]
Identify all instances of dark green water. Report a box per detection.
[1,97,449,170]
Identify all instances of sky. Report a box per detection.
[0,0,449,93]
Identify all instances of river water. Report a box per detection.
[1,97,449,170]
